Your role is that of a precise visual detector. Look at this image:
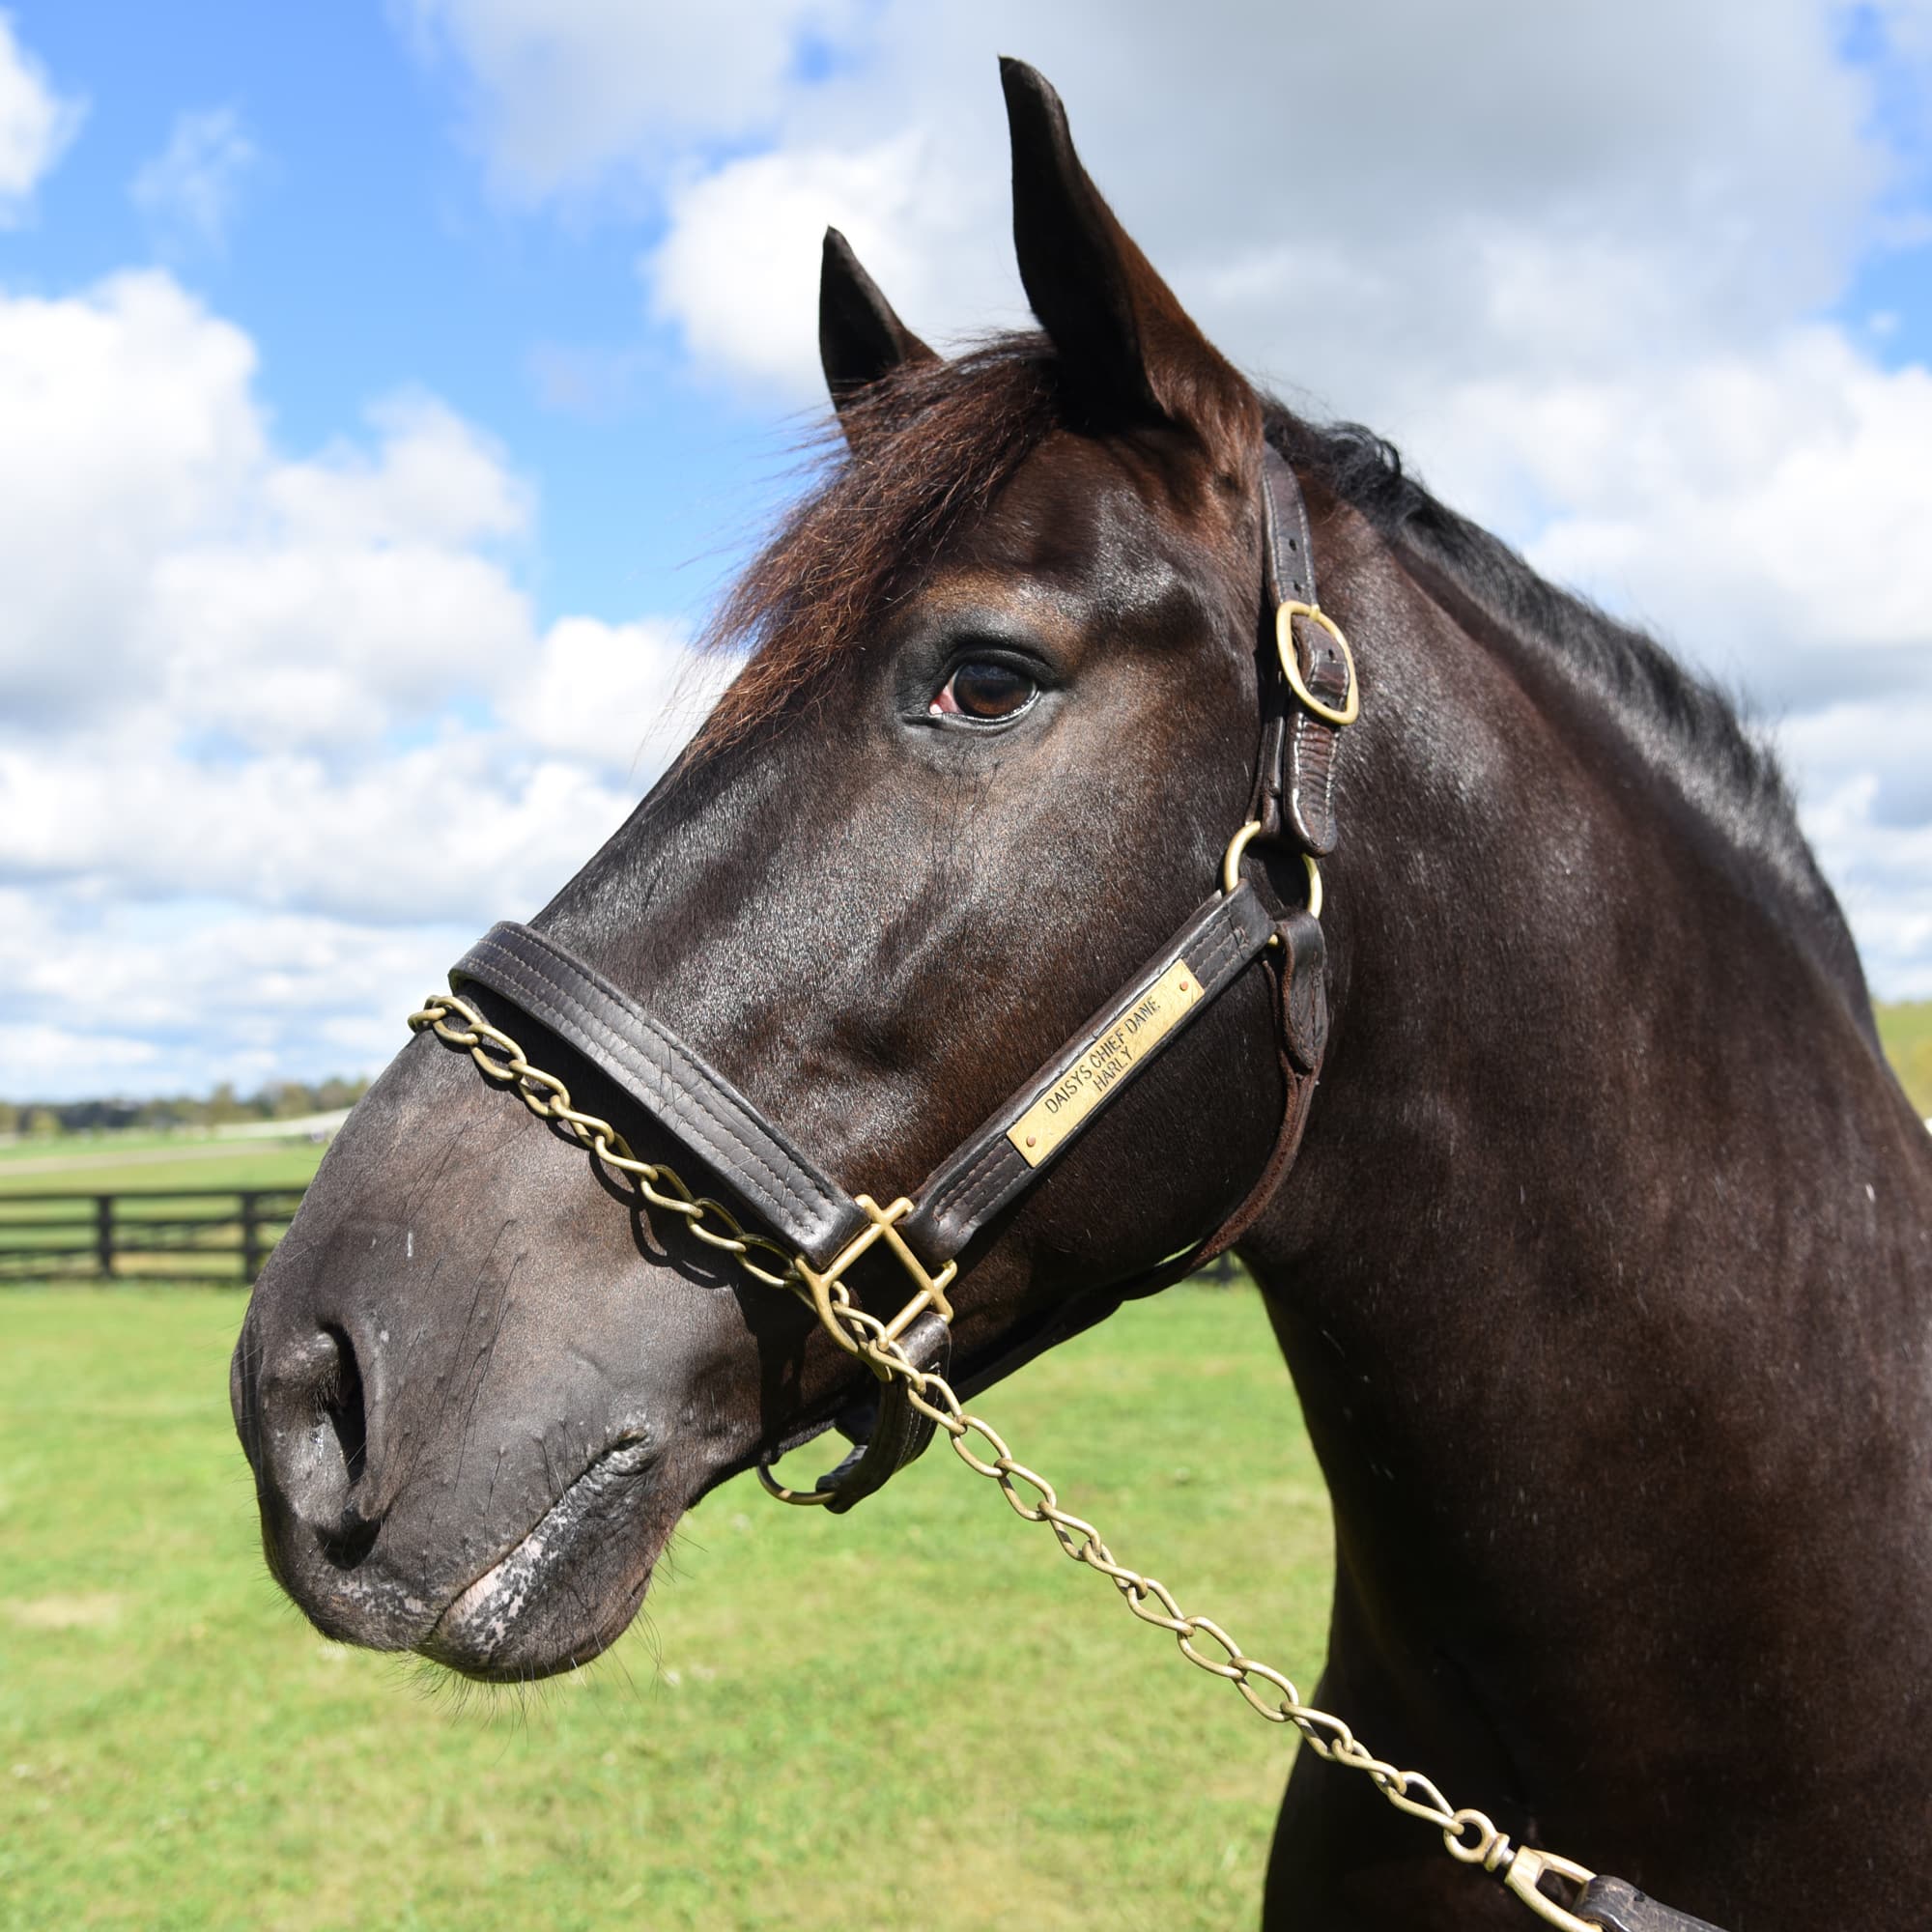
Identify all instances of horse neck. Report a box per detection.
[1242,510,1932,1728]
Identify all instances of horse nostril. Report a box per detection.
[258,1321,384,1567]
[313,1325,380,1571]
[317,1506,381,1573]
[321,1323,367,1492]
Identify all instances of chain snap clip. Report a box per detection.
[1499,1844,1602,1932]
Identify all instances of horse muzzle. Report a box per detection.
[415,1436,662,1679]
[226,1050,750,1679]
[232,1276,681,1675]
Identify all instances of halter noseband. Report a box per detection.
[432,441,1355,1508]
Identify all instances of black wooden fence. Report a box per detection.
[0,1187,306,1284]
[0,1187,1253,1289]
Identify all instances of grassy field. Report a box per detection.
[0,994,1922,1928]
[1879,1001,1932,1116]
[0,1139,324,1194]
[0,1283,1326,1932]
[0,1130,242,1165]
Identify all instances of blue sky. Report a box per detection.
[2,1,1930,1100]
[11,3,800,627]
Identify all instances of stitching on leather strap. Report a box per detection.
[464,934,835,1232]
[469,938,814,1216]
[929,1136,1021,1228]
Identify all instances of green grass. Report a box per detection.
[1877,1002,1932,1116]
[0,1141,326,1196]
[0,1130,188,1164]
[0,1283,1327,1932]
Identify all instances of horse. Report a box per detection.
[230,58,1932,1931]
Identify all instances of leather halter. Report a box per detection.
[440,440,1353,1508]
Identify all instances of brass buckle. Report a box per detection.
[796,1194,958,1377]
[759,1196,956,1509]
[1276,601,1359,726]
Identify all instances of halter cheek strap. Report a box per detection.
[438,435,1352,1509]
[1258,443,1355,854]
[1116,443,1349,1277]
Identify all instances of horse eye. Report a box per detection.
[930,661,1037,721]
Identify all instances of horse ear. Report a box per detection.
[819,228,937,423]
[1000,58,1255,451]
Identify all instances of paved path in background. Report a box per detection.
[0,1138,309,1178]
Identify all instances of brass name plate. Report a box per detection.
[1007,958,1203,1168]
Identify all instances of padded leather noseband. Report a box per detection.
[439,436,1350,1508]
[451,919,870,1268]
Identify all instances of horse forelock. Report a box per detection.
[691,337,1067,758]
[689,331,1259,762]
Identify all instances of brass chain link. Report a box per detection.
[408,989,1599,1932]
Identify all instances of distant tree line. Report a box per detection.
[0,1076,372,1140]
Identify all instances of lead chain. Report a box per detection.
[408,991,1593,1931]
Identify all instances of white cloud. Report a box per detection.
[398,0,864,204]
[0,1023,157,1080]
[0,270,722,1098]
[129,106,260,255]
[1416,327,1932,709]
[0,278,537,744]
[0,730,638,926]
[0,892,476,1096]
[1783,694,1932,834]
[0,272,265,725]
[521,615,733,776]
[267,393,529,548]
[1800,777,1932,1000]
[410,0,1889,421]
[146,397,539,751]
[0,13,82,224]
[151,540,534,750]
[646,130,995,392]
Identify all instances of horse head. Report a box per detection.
[232,61,1309,1682]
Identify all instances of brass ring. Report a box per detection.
[1221,819,1264,895]
[1276,602,1360,726]
[1222,822,1324,922]
[756,1462,836,1507]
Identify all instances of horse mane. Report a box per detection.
[692,335,1834,945]
[1266,408,1838,919]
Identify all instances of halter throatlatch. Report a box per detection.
[409,440,1721,1932]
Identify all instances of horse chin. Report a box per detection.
[414,1438,668,1682]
